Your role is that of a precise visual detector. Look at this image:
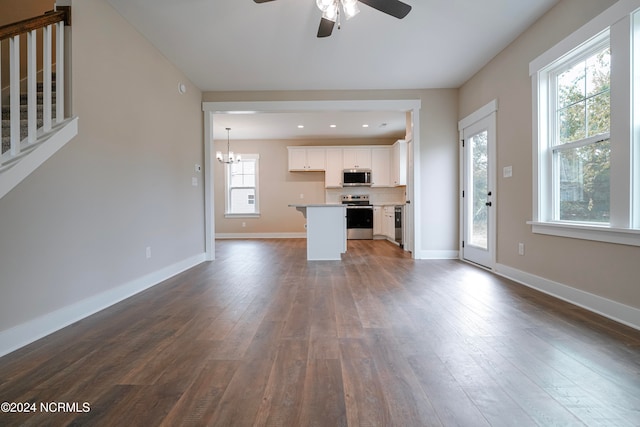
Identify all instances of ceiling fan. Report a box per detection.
[253,0,412,38]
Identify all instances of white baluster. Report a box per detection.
[56,21,65,124]
[10,35,20,156]
[43,25,52,133]
[28,30,37,143]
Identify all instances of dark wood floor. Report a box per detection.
[1,239,640,426]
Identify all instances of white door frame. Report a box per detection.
[202,99,422,261]
[458,99,497,270]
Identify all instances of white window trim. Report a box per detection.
[224,154,260,218]
[529,0,640,247]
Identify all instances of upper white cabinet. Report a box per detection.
[342,148,372,169]
[371,147,391,187]
[391,140,407,186]
[325,148,343,188]
[288,143,404,187]
[288,147,326,171]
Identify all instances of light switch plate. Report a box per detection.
[192,177,198,187]
[503,166,513,178]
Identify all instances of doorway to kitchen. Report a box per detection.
[202,99,422,261]
[459,100,496,269]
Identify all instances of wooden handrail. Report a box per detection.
[0,8,70,41]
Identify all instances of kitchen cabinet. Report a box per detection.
[382,206,395,240]
[371,147,391,187]
[373,206,383,236]
[343,148,371,169]
[288,147,326,171]
[325,148,343,188]
[391,140,407,186]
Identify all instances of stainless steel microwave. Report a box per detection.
[342,169,372,187]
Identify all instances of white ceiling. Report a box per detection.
[211,110,407,140]
[106,0,560,139]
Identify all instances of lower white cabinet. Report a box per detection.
[374,206,396,240]
[382,206,395,239]
[373,206,383,236]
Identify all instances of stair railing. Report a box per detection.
[0,6,71,163]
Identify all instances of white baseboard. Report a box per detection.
[416,249,459,260]
[0,253,207,358]
[215,232,306,239]
[496,263,640,331]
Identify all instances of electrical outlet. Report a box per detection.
[503,166,513,178]
[300,193,304,199]
[242,222,246,228]
[146,246,152,259]
[518,243,525,256]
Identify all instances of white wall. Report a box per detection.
[0,0,205,354]
[459,0,640,321]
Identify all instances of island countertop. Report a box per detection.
[289,204,346,260]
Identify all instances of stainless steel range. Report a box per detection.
[341,194,373,240]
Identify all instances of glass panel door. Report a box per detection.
[462,111,495,269]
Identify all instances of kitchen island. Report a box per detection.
[289,204,347,261]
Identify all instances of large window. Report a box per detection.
[552,39,610,223]
[530,1,640,246]
[225,154,260,217]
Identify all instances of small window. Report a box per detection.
[225,154,259,217]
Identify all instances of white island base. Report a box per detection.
[289,204,347,261]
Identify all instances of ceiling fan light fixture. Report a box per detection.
[316,0,334,12]
[321,4,338,22]
[341,0,360,19]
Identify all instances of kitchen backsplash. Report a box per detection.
[325,186,406,205]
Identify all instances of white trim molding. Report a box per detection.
[0,117,78,200]
[528,221,640,246]
[215,232,306,239]
[496,263,640,331]
[0,253,206,358]
[416,250,459,260]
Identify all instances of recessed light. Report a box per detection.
[330,124,337,128]
[297,125,304,129]
[362,124,369,128]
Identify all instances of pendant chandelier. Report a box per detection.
[316,0,360,23]
[216,127,241,164]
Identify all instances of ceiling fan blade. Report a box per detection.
[317,17,335,38]
[358,0,411,19]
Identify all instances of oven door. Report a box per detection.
[345,206,373,239]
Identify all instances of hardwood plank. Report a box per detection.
[205,357,273,426]
[1,239,639,426]
[253,352,307,425]
[159,360,240,426]
[298,359,347,427]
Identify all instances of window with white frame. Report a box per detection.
[529,1,640,246]
[551,36,611,223]
[225,154,260,217]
